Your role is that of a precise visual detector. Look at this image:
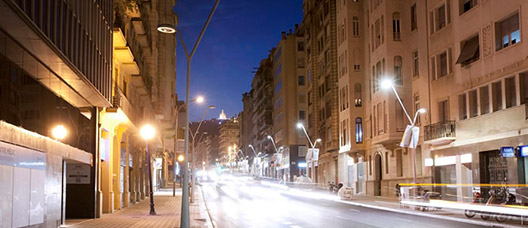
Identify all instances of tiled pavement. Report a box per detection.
[64,187,212,228]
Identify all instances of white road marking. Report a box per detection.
[349,208,360,212]
[336,215,354,221]
[396,218,413,223]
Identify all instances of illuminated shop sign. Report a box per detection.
[501,147,515,157]
[519,145,528,157]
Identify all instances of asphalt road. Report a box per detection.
[200,177,484,228]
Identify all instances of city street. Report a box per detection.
[200,176,483,228]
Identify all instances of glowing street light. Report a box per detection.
[195,96,204,103]
[382,78,427,189]
[178,154,185,162]
[51,125,67,140]
[140,124,155,140]
[140,124,156,215]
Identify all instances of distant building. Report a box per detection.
[219,109,227,120]
[219,118,240,165]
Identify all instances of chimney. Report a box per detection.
[281,31,286,39]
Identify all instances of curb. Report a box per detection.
[198,185,216,228]
[335,199,522,228]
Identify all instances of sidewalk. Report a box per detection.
[285,184,527,228]
[64,187,213,228]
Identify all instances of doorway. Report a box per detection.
[374,154,382,196]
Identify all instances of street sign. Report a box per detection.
[66,164,91,184]
[501,147,515,157]
[308,148,320,161]
[400,125,420,148]
[520,145,528,157]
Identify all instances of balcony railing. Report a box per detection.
[424,120,456,142]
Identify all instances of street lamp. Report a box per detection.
[172,96,205,197]
[381,79,427,188]
[140,124,156,215]
[157,0,220,227]
[296,123,321,181]
[51,124,68,140]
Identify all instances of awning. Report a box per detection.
[456,37,479,64]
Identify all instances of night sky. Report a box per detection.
[174,0,303,121]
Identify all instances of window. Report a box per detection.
[431,3,450,34]
[299,110,306,121]
[480,85,490,115]
[411,4,417,31]
[439,99,450,122]
[353,48,361,71]
[395,100,405,131]
[394,56,402,85]
[414,94,421,124]
[456,35,480,66]
[492,81,503,111]
[412,51,419,77]
[355,117,363,143]
[354,83,362,107]
[298,76,305,86]
[392,12,401,41]
[505,76,516,108]
[495,12,520,51]
[459,0,477,15]
[520,72,528,104]
[432,49,452,79]
[274,79,282,95]
[459,93,467,120]
[437,5,446,31]
[297,41,305,51]
[468,90,478,118]
[340,85,349,111]
[341,119,348,147]
[352,17,360,37]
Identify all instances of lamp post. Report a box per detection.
[381,79,427,190]
[173,96,204,197]
[140,124,156,215]
[189,105,215,202]
[248,145,259,176]
[157,1,219,226]
[296,123,321,181]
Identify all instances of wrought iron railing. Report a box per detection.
[424,120,456,141]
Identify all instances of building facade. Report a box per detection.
[0,0,112,226]
[335,0,528,199]
[336,0,367,194]
[219,117,240,167]
[302,0,340,184]
[271,27,309,182]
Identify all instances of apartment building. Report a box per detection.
[336,0,367,194]
[332,0,528,199]
[423,0,528,201]
[271,27,309,182]
[0,0,112,226]
[303,0,340,184]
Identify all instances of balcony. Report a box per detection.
[424,121,456,146]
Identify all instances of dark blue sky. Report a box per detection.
[174,0,303,121]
